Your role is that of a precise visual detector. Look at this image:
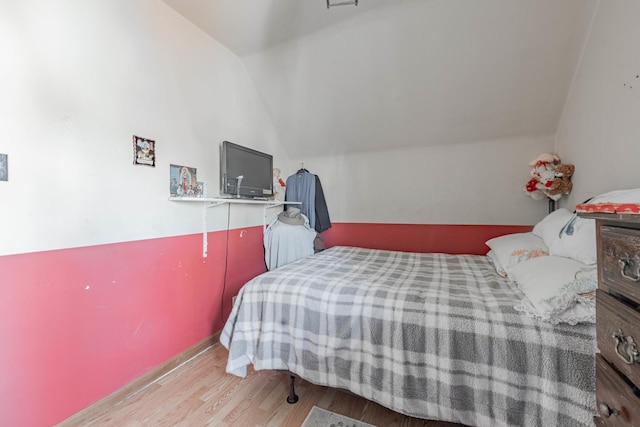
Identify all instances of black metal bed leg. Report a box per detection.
[286,375,299,404]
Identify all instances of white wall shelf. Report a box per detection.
[168,197,301,257]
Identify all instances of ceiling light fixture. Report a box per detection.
[326,0,358,8]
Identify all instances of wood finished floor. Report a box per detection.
[83,343,464,427]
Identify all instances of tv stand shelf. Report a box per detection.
[169,196,285,205]
[168,197,301,257]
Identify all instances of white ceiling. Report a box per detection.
[161,0,402,56]
[161,0,593,158]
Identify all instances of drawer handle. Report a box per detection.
[598,402,619,418]
[618,253,640,282]
[613,329,640,365]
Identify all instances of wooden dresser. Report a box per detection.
[580,213,640,426]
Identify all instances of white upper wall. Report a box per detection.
[556,0,640,208]
[0,0,288,256]
[235,0,594,225]
[288,135,555,225]
[4,0,630,255]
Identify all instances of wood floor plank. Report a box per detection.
[81,343,465,427]
[84,383,163,426]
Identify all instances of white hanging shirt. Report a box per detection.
[263,214,316,270]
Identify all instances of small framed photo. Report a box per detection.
[170,164,198,196]
[196,181,207,197]
[0,154,7,181]
[133,135,155,167]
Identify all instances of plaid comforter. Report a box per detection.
[221,246,595,427]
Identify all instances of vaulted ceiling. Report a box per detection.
[161,0,593,158]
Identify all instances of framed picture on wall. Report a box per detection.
[133,135,156,167]
[196,181,207,197]
[0,154,7,181]
[169,164,198,197]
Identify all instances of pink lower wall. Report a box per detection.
[0,222,530,426]
[322,223,532,255]
[0,226,266,427]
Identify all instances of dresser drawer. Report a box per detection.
[595,354,640,426]
[601,226,640,301]
[597,290,640,386]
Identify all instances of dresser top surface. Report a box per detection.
[578,212,640,224]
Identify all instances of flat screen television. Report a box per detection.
[220,140,274,199]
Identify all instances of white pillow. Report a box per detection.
[486,250,507,277]
[586,188,640,204]
[548,215,597,264]
[509,255,597,324]
[532,208,574,248]
[485,232,549,274]
[515,294,595,325]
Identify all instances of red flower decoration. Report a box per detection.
[525,178,538,193]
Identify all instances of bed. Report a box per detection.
[220,245,596,427]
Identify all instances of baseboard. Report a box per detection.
[57,332,220,426]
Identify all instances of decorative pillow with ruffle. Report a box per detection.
[485,232,549,277]
[508,255,597,325]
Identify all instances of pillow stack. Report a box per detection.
[485,209,596,325]
[485,188,640,325]
[508,255,597,325]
